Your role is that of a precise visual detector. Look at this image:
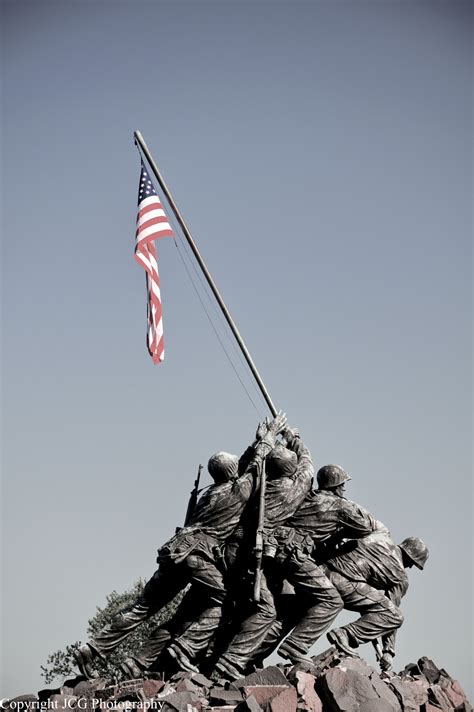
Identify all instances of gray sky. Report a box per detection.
[1,0,472,700]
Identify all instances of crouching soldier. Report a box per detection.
[325,531,429,671]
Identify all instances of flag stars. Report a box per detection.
[138,164,158,204]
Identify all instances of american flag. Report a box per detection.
[134,161,174,363]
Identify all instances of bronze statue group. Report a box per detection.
[74,413,428,682]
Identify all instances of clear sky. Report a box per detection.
[1,0,472,700]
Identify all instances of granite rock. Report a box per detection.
[19,654,470,712]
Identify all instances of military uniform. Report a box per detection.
[216,435,344,674]
[326,530,407,654]
[256,487,383,661]
[89,435,275,671]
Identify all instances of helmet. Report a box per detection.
[266,445,298,480]
[399,537,429,570]
[317,464,351,489]
[207,452,239,484]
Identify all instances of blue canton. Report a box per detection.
[138,162,157,204]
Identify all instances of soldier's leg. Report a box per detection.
[129,584,197,671]
[74,563,187,678]
[167,554,227,669]
[250,590,298,668]
[327,571,403,648]
[213,572,278,678]
[90,564,186,656]
[278,553,343,661]
[204,539,253,670]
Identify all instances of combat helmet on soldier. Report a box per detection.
[265,444,298,480]
[317,464,351,490]
[207,452,239,484]
[399,537,429,570]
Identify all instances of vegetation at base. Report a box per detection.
[40,579,185,684]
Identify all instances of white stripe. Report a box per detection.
[137,222,172,241]
[150,281,161,300]
[137,208,167,228]
[136,249,159,278]
[154,319,163,340]
[139,195,162,210]
[148,252,158,273]
[135,250,154,273]
[148,321,163,345]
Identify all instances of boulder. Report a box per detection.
[293,671,322,712]
[310,647,340,676]
[191,673,214,689]
[317,666,400,712]
[242,685,290,707]
[176,678,201,694]
[73,678,108,698]
[27,655,471,712]
[209,689,244,706]
[438,677,469,709]
[142,679,165,698]
[287,661,322,679]
[367,673,400,711]
[235,696,263,712]
[417,657,441,684]
[389,676,429,710]
[338,656,375,677]
[427,684,454,712]
[232,667,288,689]
[159,689,204,711]
[156,682,177,698]
[266,686,297,712]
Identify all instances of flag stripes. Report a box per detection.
[134,162,174,363]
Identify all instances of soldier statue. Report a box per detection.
[325,531,429,671]
[74,413,287,679]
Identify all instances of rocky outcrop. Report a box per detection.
[4,650,472,712]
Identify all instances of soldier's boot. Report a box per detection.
[167,643,199,674]
[73,643,102,679]
[277,639,313,664]
[327,628,359,657]
[211,658,243,682]
[120,658,145,680]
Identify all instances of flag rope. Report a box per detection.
[169,209,269,410]
[172,235,263,416]
[134,131,277,418]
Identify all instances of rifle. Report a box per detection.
[372,638,383,662]
[184,464,202,526]
[253,459,267,602]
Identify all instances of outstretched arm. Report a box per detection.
[264,426,314,527]
[236,412,288,495]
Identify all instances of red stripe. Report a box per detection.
[138,200,162,219]
[148,323,164,361]
[136,230,174,248]
[136,215,172,235]
[134,184,170,365]
[134,248,157,279]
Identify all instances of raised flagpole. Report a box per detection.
[134,129,277,419]
[134,130,277,601]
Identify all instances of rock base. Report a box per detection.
[6,649,472,712]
